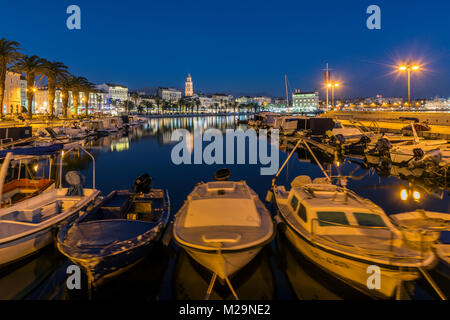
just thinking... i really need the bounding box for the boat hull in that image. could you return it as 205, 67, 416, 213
278, 213, 419, 299
63, 239, 157, 287
0, 228, 54, 268
181, 245, 262, 280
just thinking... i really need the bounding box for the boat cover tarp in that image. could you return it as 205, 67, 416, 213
62, 219, 157, 256
0, 144, 63, 158
185, 198, 261, 228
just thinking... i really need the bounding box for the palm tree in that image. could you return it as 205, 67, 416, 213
14, 55, 44, 119
194, 98, 200, 114
130, 92, 140, 108
155, 96, 161, 114
59, 73, 72, 118
82, 81, 97, 116
41, 60, 69, 117
0, 39, 21, 117
123, 100, 134, 113
70, 76, 88, 117
142, 100, 153, 115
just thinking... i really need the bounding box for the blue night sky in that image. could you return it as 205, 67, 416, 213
1, 0, 449, 99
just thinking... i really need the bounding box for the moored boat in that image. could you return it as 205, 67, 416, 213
173, 171, 275, 282
390, 210, 450, 282
56, 174, 170, 286
0, 152, 100, 268
271, 175, 437, 299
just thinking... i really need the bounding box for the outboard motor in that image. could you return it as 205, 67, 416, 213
133, 174, 152, 193
368, 137, 392, 157
214, 168, 231, 181
65, 171, 85, 196
412, 148, 425, 161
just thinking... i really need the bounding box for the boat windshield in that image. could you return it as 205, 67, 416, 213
316, 211, 349, 227
353, 212, 386, 227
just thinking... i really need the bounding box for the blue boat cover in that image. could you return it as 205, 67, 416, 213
0, 144, 63, 158
61, 219, 158, 257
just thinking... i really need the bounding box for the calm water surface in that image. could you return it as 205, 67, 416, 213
1, 116, 449, 300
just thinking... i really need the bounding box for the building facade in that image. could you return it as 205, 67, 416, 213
212, 94, 233, 107
185, 73, 193, 97
292, 89, 319, 112
253, 96, 272, 106
198, 96, 213, 108
96, 83, 129, 103
235, 96, 252, 105
158, 87, 182, 102
2, 71, 21, 114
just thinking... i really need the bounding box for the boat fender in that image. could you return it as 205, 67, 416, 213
265, 190, 273, 203
275, 215, 286, 232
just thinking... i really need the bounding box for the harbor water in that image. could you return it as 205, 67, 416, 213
0, 115, 449, 300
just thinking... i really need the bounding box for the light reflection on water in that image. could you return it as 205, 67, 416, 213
1, 115, 449, 300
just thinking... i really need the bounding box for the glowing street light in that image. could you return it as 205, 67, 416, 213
398, 64, 420, 109
327, 82, 340, 109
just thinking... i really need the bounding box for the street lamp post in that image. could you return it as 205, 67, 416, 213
398, 64, 420, 110
327, 82, 340, 109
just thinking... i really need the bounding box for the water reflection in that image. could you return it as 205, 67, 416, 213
25, 244, 170, 300
173, 248, 275, 300
3, 116, 449, 300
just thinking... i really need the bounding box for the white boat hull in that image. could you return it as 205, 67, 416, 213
0, 228, 54, 267
281, 217, 419, 299
183, 246, 262, 280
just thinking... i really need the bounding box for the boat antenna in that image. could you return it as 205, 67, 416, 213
285, 74, 289, 107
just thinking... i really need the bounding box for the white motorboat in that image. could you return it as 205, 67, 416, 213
173, 177, 275, 282
388, 140, 450, 166
390, 210, 450, 276
272, 175, 436, 299
0, 151, 100, 268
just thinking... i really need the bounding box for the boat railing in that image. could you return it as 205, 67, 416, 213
310, 218, 428, 261
59, 145, 96, 190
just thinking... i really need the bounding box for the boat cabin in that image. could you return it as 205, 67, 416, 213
184, 181, 261, 228
0, 155, 56, 207
282, 176, 395, 238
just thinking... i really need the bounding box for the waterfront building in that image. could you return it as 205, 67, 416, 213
2, 71, 21, 114
253, 96, 272, 106
292, 89, 319, 112
424, 98, 450, 111
157, 87, 182, 102
235, 96, 252, 105
212, 93, 233, 107
20, 76, 27, 112
185, 73, 193, 97
96, 83, 129, 104
274, 98, 286, 106
198, 96, 213, 109
34, 87, 65, 115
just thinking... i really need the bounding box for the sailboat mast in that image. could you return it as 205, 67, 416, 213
285, 74, 289, 107
326, 62, 329, 111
